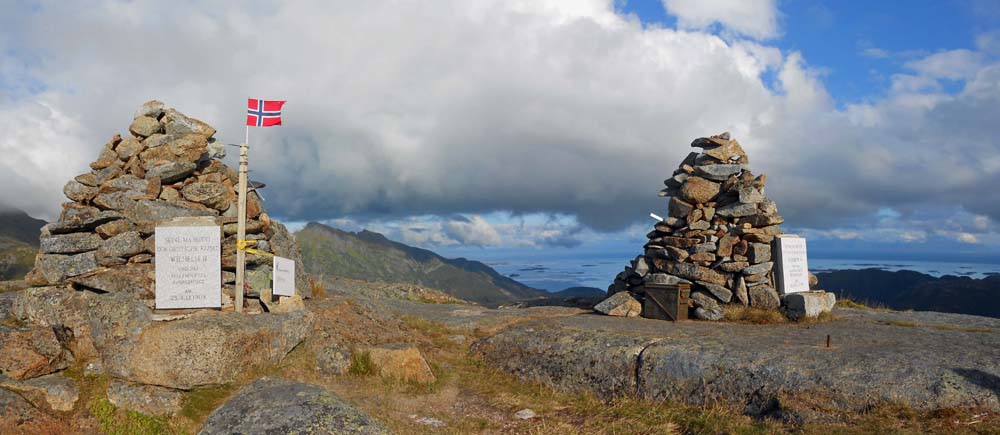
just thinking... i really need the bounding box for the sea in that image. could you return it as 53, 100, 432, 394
483, 255, 1000, 292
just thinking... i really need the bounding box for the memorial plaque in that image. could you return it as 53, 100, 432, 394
774, 235, 810, 294
272, 256, 296, 297
154, 225, 221, 309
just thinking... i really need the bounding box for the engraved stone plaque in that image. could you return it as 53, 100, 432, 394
774, 235, 810, 294
272, 255, 296, 297
154, 225, 221, 309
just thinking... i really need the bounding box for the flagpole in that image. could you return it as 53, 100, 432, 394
235, 124, 249, 313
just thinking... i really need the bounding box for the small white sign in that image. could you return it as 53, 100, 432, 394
154, 225, 221, 309
272, 256, 296, 297
774, 236, 810, 294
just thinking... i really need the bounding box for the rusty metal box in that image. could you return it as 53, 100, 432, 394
642, 283, 690, 321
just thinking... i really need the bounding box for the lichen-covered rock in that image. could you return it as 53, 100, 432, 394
107, 380, 183, 416
0, 373, 79, 411
115, 310, 313, 389
0, 325, 73, 380
748, 285, 780, 309
594, 291, 641, 317
365, 344, 436, 384
198, 377, 391, 435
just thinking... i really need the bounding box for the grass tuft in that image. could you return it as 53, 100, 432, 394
837, 297, 892, 312
179, 384, 235, 422
348, 350, 377, 377
723, 305, 789, 324
308, 276, 328, 298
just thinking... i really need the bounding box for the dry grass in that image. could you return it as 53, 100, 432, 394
308, 276, 327, 298
836, 298, 892, 312
723, 305, 790, 324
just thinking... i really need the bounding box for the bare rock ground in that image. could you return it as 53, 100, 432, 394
474, 307, 1000, 422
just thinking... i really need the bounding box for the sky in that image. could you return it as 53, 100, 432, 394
2, 0, 1000, 271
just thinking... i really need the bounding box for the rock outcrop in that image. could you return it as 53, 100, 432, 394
198, 377, 392, 435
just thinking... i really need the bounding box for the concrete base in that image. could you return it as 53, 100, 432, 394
781, 290, 836, 320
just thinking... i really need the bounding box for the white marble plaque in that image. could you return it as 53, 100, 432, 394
272, 256, 295, 297
774, 236, 810, 294
154, 225, 221, 309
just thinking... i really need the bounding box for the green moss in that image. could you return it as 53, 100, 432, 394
179, 384, 235, 422
348, 350, 378, 377
89, 398, 170, 435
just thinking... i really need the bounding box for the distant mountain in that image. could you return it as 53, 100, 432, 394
818, 268, 1000, 318
0, 210, 45, 280
549, 286, 606, 299
296, 223, 547, 307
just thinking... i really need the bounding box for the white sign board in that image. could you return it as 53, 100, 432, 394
774, 236, 810, 294
154, 226, 221, 309
272, 256, 296, 297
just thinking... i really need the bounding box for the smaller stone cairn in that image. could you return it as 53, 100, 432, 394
601, 132, 789, 321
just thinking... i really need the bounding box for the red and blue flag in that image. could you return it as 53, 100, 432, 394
246, 98, 285, 127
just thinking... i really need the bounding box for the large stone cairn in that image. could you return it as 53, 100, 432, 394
606, 132, 784, 321
23, 100, 309, 309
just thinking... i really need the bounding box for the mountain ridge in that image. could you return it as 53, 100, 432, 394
817, 268, 1000, 318
296, 222, 547, 307
0, 210, 45, 281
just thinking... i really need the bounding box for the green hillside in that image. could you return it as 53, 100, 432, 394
296, 223, 546, 307
0, 210, 45, 280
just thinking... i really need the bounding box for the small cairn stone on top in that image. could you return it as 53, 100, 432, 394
600, 132, 794, 321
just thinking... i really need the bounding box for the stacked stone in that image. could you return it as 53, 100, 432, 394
23, 100, 309, 310
607, 132, 784, 320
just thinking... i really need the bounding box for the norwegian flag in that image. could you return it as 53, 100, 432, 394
246, 98, 285, 127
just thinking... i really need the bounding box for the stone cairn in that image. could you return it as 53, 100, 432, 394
23, 100, 309, 312
600, 132, 786, 321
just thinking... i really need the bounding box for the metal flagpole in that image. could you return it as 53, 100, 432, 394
235, 125, 249, 313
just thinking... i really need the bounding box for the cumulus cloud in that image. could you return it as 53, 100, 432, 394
661, 0, 780, 40
0, 0, 998, 253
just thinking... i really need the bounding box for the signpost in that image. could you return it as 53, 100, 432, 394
154, 225, 222, 309
272, 256, 295, 297
774, 235, 810, 294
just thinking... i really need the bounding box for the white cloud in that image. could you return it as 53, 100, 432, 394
661, 0, 779, 40
443, 216, 503, 247
956, 232, 979, 244
904, 49, 983, 80
861, 47, 890, 59
0, 1, 998, 252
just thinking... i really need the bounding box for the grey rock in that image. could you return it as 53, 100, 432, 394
650, 259, 727, 285
748, 243, 771, 264
719, 261, 748, 273
689, 291, 724, 320
748, 285, 780, 309
594, 292, 642, 317
181, 182, 231, 211
514, 408, 537, 420
632, 256, 649, 277
98, 231, 145, 258
108, 380, 183, 416
63, 180, 98, 202
668, 197, 694, 219
716, 202, 758, 218
689, 242, 716, 253
146, 161, 196, 183
198, 377, 391, 435
759, 198, 778, 215
40, 233, 103, 254
696, 281, 733, 303
129, 116, 162, 138
642, 273, 691, 286
163, 109, 216, 138
116, 137, 144, 160
0, 373, 78, 411
317, 343, 353, 376
742, 213, 785, 227
694, 164, 747, 181
143, 133, 175, 149
734, 275, 749, 305
68, 264, 153, 297
135, 100, 164, 119
93, 191, 139, 211
742, 262, 773, 275
124, 199, 216, 222
664, 246, 689, 262
0, 325, 73, 381
102, 174, 148, 194
782, 291, 836, 321
31, 252, 99, 284
206, 140, 226, 159
689, 220, 710, 230
737, 187, 764, 204
46, 211, 123, 234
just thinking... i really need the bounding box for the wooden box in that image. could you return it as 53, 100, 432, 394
642, 283, 690, 321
